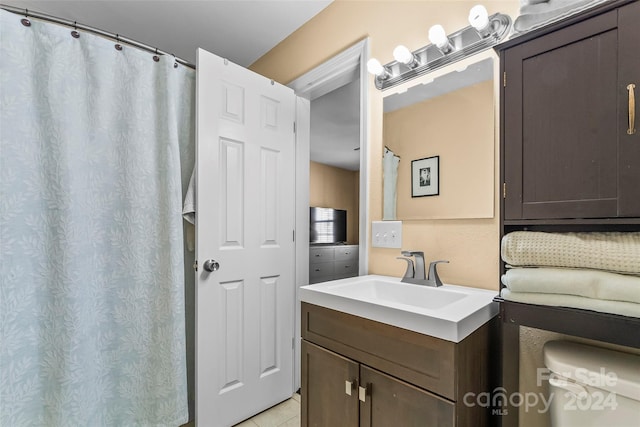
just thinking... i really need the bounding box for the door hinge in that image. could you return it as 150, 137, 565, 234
503, 72, 507, 87
293, 121, 296, 134
193, 260, 198, 271
293, 230, 295, 242
292, 337, 295, 349
503, 182, 507, 199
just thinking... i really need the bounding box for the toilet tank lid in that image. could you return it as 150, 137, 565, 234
543, 340, 640, 401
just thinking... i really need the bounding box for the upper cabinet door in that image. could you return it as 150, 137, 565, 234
503, 3, 639, 220
618, 1, 640, 216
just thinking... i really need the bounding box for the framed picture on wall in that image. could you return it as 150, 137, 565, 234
411, 155, 439, 197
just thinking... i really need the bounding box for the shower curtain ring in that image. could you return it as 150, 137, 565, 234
21, 8, 31, 26
153, 48, 160, 62
115, 34, 123, 51
71, 21, 80, 38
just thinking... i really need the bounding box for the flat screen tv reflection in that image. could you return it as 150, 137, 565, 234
309, 207, 347, 245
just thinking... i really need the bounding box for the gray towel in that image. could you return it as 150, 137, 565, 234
514, 0, 611, 33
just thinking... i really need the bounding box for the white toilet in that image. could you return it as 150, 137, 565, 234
543, 340, 640, 427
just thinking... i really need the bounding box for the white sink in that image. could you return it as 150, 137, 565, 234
300, 275, 499, 342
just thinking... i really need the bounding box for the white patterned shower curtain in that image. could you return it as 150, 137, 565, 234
383, 148, 400, 220
0, 9, 194, 426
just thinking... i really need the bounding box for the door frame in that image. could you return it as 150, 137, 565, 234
288, 38, 370, 390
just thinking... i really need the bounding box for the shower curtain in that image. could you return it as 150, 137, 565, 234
383, 148, 400, 220
0, 9, 194, 426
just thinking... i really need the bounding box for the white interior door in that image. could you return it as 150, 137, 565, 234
195, 48, 296, 427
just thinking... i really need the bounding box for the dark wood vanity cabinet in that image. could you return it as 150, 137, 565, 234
301, 303, 495, 427
502, 0, 640, 220
302, 341, 453, 427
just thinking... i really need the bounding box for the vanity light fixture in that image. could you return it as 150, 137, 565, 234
368, 5, 511, 90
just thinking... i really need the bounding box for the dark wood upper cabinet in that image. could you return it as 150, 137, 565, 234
618, 1, 640, 216
502, 1, 640, 220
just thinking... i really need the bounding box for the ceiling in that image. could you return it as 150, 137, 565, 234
384, 58, 494, 113
311, 77, 361, 171
2, 0, 333, 67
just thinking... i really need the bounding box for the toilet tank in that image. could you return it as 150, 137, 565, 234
543, 340, 640, 427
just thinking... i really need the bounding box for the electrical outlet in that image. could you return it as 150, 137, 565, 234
371, 221, 402, 248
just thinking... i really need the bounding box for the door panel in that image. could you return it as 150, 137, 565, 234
220, 138, 244, 247
196, 48, 296, 427
359, 365, 454, 427
520, 29, 618, 218
218, 279, 244, 393
503, 11, 620, 220
618, 1, 640, 216
301, 341, 359, 427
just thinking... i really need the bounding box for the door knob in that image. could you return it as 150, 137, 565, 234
203, 259, 220, 272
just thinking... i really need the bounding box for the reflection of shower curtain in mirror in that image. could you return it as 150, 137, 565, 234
383, 148, 400, 220
0, 9, 193, 426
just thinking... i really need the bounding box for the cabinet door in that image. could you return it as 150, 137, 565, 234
504, 10, 621, 219
301, 340, 359, 427
359, 365, 454, 427
618, 1, 640, 216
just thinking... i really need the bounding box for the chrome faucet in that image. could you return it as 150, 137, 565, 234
426, 260, 449, 287
396, 250, 449, 287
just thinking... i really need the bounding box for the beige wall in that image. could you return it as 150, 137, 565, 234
310, 161, 359, 244
251, 0, 520, 288
386, 79, 494, 220
249, 3, 619, 427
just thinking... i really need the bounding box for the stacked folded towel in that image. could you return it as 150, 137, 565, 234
513, 0, 610, 34
500, 231, 640, 318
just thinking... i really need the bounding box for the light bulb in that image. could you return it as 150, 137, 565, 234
366, 58, 387, 78
469, 5, 490, 31
428, 25, 449, 50
393, 45, 415, 66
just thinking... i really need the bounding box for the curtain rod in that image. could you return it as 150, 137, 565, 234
0, 4, 196, 69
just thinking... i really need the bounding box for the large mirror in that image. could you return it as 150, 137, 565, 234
383, 55, 496, 220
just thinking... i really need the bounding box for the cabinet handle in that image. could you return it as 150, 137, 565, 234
358, 384, 370, 402
345, 379, 357, 396
628, 83, 636, 135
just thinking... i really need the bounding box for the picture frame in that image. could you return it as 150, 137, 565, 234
411, 155, 439, 197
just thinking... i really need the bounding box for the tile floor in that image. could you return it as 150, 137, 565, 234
181, 393, 300, 427
233, 393, 300, 427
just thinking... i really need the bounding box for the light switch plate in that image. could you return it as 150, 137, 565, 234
371, 221, 402, 248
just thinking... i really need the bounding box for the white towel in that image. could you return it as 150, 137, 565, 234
501, 289, 640, 318
501, 231, 640, 275
502, 268, 640, 305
